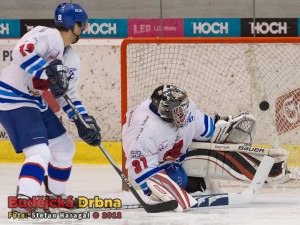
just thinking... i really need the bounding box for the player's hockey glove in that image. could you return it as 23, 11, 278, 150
74, 115, 101, 146
46, 60, 69, 98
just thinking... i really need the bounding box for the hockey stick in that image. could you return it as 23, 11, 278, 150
189, 142, 287, 156
63, 94, 178, 213
78, 155, 274, 211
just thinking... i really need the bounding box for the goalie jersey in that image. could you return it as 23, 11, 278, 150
0, 26, 87, 118
122, 98, 214, 194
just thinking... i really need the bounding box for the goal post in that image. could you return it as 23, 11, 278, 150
121, 37, 300, 190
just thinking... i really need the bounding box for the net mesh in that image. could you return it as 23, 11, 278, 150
123, 39, 300, 180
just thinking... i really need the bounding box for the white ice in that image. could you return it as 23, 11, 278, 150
1, 163, 300, 225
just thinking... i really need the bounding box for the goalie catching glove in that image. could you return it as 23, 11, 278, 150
74, 115, 101, 146
210, 112, 256, 145
46, 60, 69, 98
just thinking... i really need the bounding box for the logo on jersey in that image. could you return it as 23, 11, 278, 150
66, 67, 77, 79
158, 140, 168, 151
49, 50, 60, 60
183, 112, 194, 127
163, 140, 183, 161
130, 150, 142, 158
136, 116, 149, 141
28, 90, 41, 96
126, 107, 137, 128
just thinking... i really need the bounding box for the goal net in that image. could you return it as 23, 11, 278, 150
121, 37, 300, 189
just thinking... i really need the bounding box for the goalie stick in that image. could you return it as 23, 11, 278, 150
77, 155, 274, 211
63, 94, 178, 213
192, 155, 274, 207
189, 142, 287, 156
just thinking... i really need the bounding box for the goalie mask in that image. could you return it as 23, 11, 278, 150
151, 85, 189, 128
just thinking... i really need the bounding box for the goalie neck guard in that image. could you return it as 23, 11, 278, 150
151, 85, 189, 128
55, 3, 88, 31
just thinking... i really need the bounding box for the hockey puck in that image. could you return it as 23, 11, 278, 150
259, 101, 269, 111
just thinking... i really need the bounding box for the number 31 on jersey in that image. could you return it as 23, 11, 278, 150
132, 157, 148, 174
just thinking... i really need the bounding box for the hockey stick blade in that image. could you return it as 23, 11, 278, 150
192, 155, 275, 208
141, 199, 178, 213
63, 94, 178, 213
71, 201, 174, 213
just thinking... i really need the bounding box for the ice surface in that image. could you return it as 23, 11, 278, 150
1, 164, 300, 225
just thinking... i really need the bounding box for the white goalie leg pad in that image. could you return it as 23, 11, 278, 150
183, 147, 291, 184
249, 152, 291, 184
183, 150, 251, 181
146, 170, 197, 212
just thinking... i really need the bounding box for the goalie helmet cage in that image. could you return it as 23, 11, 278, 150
121, 37, 300, 190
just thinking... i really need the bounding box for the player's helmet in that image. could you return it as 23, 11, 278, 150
151, 85, 189, 128
55, 3, 88, 30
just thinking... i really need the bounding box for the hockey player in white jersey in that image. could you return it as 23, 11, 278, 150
122, 85, 289, 211
0, 3, 100, 214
